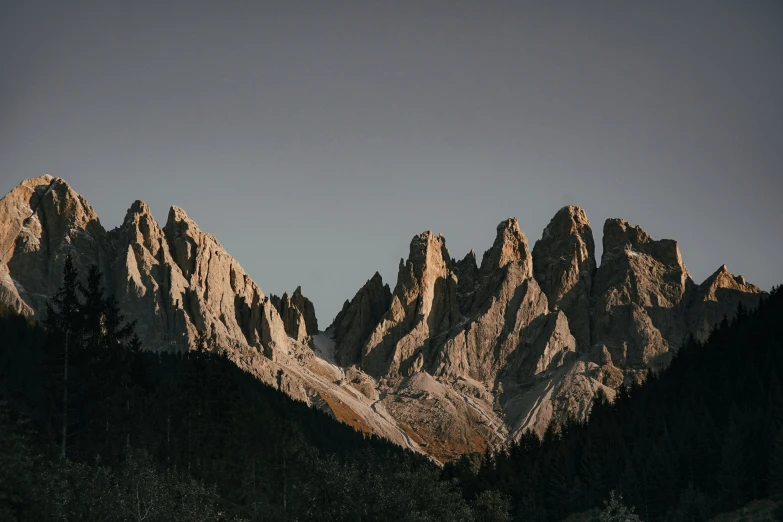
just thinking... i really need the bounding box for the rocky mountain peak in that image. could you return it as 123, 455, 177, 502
602, 218, 687, 274
686, 264, 764, 342
276, 291, 309, 343
479, 217, 531, 279
602, 218, 651, 254
124, 200, 153, 221
361, 230, 459, 377
0, 175, 106, 314
163, 206, 202, 279
166, 205, 190, 224
331, 271, 393, 367
454, 249, 480, 314
404, 231, 452, 284
0, 175, 770, 463
593, 219, 695, 370
120, 201, 162, 252
270, 286, 318, 343
532, 206, 596, 350
703, 264, 759, 294
291, 285, 318, 334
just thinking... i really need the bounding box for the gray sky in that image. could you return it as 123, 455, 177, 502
1, 1, 782, 325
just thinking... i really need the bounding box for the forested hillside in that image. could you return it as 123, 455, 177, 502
446, 286, 783, 521
1, 256, 780, 521
0, 258, 507, 521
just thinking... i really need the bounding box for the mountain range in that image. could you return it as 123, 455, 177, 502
0, 175, 764, 462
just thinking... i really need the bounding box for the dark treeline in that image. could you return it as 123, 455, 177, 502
0, 257, 509, 521
446, 286, 783, 521
2, 257, 780, 521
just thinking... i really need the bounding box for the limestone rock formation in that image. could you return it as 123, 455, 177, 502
0, 176, 434, 458
292, 286, 318, 334
432, 218, 545, 384
330, 272, 392, 367
687, 264, 763, 342
0, 175, 108, 315
591, 218, 694, 370
0, 176, 768, 464
271, 292, 309, 343
453, 250, 479, 314
361, 232, 460, 379
532, 205, 596, 351
109, 200, 193, 351
270, 287, 318, 343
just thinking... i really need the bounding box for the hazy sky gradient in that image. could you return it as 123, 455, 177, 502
2, 1, 782, 324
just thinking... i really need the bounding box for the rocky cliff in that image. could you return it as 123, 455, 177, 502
0, 175, 765, 462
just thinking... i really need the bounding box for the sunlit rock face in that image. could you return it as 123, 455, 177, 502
360, 231, 461, 379
532, 205, 596, 352
0, 176, 766, 463
591, 218, 695, 371
686, 264, 763, 342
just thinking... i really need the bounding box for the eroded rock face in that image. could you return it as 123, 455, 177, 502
453, 250, 479, 315
1, 176, 108, 314
592, 218, 694, 370
163, 206, 286, 354
361, 232, 461, 378
0, 176, 768, 463
292, 287, 318, 335
687, 265, 763, 342
0, 176, 441, 458
433, 272, 548, 384
275, 292, 310, 343
330, 272, 392, 367
532, 205, 596, 351
109, 200, 193, 351
270, 287, 319, 343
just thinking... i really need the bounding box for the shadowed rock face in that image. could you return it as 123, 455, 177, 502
330, 272, 392, 367
270, 287, 318, 344
0, 176, 767, 463
453, 250, 479, 314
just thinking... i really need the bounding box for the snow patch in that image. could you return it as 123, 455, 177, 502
311, 333, 337, 365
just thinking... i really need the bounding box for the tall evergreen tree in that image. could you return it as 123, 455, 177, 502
44, 255, 82, 460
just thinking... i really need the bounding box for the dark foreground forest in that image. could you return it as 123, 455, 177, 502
448, 286, 783, 521
0, 258, 781, 521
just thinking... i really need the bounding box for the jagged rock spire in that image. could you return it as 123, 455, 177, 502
330, 272, 392, 367
361, 231, 460, 378
478, 218, 531, 280
454, 249, 479, 314
0, 175, 106, 314
532, 205, 595, 351
270, 287, 318, 343
592, 218, 693, 369
292, 286, 318, 334
686, 264, 763, 341
0, 176, 769, 463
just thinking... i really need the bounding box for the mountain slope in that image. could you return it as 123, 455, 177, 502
0, 175, 765, 461
449, 286, 783, 521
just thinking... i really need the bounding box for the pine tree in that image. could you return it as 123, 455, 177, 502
599, 490, 641, 522
44, 255, 83, 460
716, 416, 746, 508
768, 428, 783, 502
